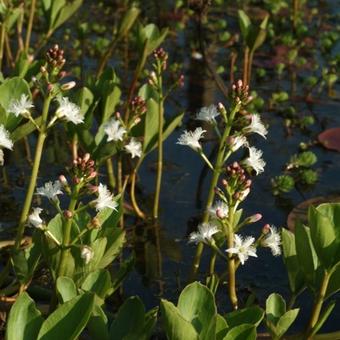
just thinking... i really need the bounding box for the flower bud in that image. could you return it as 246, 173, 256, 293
63, 210, 73, 219
61, 81, 76, 91
248, 213, 262, 223
59, 175, 68, 186
83, 153, 90, 163
262, 223, 271, 234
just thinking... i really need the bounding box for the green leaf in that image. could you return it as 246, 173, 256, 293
249, 15, 269, 52
56, 276, 77, 303
11, 115, 42, 141
282, 229, 305, 294
49, 0, 83, 32
275, 309, 299, 339
87, 304, 109, 340
143, 98, 159, 153
224, 324, 256, 340
143, 307, 158, 339
266, 293, 286, 326
0, 77, 31, 130
37, 292, 94, 340
109, 296, 145, 339
238, 10, 251, 41
295, 223, 319, 286
225, 306, 264, 328
160, 299, 199, 340
4, 6, 23, 30
216, 314, 229, 340
81, 269, 112, 300
325, 263, 340, 299
98, 229, 126, 268
116, 6, 140, 39
177, 282, 216, 336
309, 206, 338, 269
6, 292, 43, 340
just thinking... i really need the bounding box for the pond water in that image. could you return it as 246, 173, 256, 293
0, 0, 339, 336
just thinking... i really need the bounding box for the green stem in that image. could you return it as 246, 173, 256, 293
189, 108, 237, 280
56, 189, 79, 278
153, 79, 164, 220
106, 158, 116, 190
14, 95, 52, 250
209, 251, 216, 275
0, 24, 5, 70
306, 271, 331, 338
227, 209, 238, 310
24, 0, 36, 52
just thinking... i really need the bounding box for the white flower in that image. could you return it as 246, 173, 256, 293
36, 180, 63, 200
124, 138, 142, 158
28, 208, 44, 229
56, 97, 83, 124
95, 183, 118, 211
104, 119, 127, 142
8, 94, 34, 117
189, 222, 219, 244
177, 127, 206, 151
0, 124, 13, 150
243, 146, 266, 175
245, 114, 267, 139
196, 105, 220, 123
229, 135, 248, 152
262, 226, 281, 256
226, 234, 257, 265
0, 149, 3, 166
81, 246, 94, 264
192, 51, 203, 60
209, 201, 229, 219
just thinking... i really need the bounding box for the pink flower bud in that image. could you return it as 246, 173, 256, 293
63, 210, 73, 219
216, 208, 226, 219
115, 111, 121, 119
249, 213, 262, 223
59, 175, 68, 186
262, 224, 271, 234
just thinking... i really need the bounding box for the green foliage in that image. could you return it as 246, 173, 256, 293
161, 282, 264, 340
265, 293, 299, 339
271, 175, 295, 195
42, 0, 83, 33
238, 10, 269, 53
6, 293, 44, 340
109, 297, 158, 340
289, 151, 317, 168
6, 292, 95, 340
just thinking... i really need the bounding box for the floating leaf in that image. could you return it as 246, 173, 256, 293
318, 128, 340, 152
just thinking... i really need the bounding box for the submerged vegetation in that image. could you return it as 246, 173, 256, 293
0, 0, 339, 339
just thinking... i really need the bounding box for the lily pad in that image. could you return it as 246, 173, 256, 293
287, 195, 340, 231
318, 128, 340, 152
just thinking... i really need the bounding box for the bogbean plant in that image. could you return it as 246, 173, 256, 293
177, 80, 279, 304
1, 3, 340, 340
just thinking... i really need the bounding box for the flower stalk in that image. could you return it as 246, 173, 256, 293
306, 270, 331, 338
14, 94, 52, 250
189, 105, 238, 279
